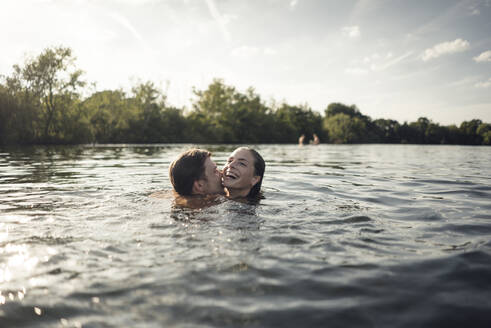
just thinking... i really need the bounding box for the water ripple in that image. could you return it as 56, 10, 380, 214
1, 144, 490, 327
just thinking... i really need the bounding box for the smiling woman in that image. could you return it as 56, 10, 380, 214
222, 147, 265, 200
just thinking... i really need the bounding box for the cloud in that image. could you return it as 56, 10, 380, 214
475, 78, 491, 88
345, 67, 368, 75
204, 0, 231, 42
371, 51, 414, 71
363, 52, 392, 64
446, 76, 477, 87
110, 0, 159, 4
231, 46, 259, 58
230, 46, 277, 57
264, 47, 277, 55
473, 50, 491, 62
468, 3, 480, 15
422, 38, 470, 61
467, 0, 491, 16
470, 8, 480, 15
289, 0, 298, 10
355, 52, 412, 73
342, 25, 360, 38
109, 12, 143, 42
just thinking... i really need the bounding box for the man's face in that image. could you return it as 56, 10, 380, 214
200, 156, 224, 194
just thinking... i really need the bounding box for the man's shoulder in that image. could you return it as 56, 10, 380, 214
149, 190, 175, 199
174, 193, 226, 209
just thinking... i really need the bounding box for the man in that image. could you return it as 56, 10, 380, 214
169, 148, 224, 196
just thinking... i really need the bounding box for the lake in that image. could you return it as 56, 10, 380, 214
1, 144, 490, 327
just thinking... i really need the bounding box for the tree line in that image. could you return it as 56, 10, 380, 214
1, 46, 489, 145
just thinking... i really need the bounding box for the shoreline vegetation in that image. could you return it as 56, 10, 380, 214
1, 46, 490, 146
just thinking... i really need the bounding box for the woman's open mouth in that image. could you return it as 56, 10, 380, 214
224, 170, 238, 180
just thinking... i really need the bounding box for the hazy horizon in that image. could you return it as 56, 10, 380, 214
1, 0, 490, 125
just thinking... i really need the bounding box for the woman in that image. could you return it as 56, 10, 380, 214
222, 147, 265, 200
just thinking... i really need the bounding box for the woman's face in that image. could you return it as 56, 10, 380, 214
222, 148, 259, 192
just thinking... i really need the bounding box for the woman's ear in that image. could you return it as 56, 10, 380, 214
251, 175, 260, 187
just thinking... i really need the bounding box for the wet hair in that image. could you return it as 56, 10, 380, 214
169, 149, 210, 196
238, 147, 265, 199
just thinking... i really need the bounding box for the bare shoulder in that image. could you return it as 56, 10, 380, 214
174, 194, 226, 209
149, 190, 175, 199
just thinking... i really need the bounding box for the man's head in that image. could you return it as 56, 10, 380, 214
169, 149, 224, 196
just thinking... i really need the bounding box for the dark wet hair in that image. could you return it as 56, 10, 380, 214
169, 149, 210, 196
239, 147, 265, 199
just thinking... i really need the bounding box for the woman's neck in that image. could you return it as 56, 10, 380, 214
225, 187, 250, 199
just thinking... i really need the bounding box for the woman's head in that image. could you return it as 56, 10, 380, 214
222, 147, 265, 199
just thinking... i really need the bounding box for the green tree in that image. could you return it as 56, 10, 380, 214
374, 119, 401, 143
324, 113, 368, 143
82, 90, 131, 142
409, 117, 430, 143
128, 81, 173, 142
460, 119, 483, 145
425, 122, 446, 144
5, 46, 86, 142
477, 123, 491, 145
192, 79, 236, 142
159, 107, 188, 142
191, 79, 275, 143
274, 103, 323, 143
443, 124, 462, 144
325, 103, 364, 119
323, 103, 378, 143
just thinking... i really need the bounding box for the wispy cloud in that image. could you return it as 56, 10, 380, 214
473, 50, 491, 62
231, 46, 259, 58
411, 2, 473, 42
467, 0, 491, 16
204, 0, 231, 42
264, 47, 277, 56
230, 46, 277, 57
371, 51, 414, 71
363, 53, 383, 64
468, 3, 481, 15
345, 67, 368, 75
446, 76, 477, 87
349, 0, 383, 21
342, 25, 360, 38
111, 0, 159, 5
421, 38, 470, 61
352, 52, 413, 73
475, 77, 491, 88
289, 0, 298, 10
109, 12, 143, 42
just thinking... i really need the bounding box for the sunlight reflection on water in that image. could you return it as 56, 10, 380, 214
0, 144, 490, 327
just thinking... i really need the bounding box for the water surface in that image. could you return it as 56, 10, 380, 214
1, 144, 491, 327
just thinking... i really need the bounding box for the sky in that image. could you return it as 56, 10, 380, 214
1, 0, 490, 125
